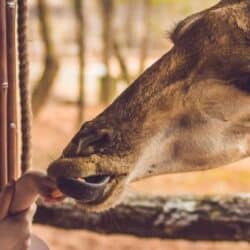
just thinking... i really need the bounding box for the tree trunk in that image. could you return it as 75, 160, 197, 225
73, 0, 85, 124
35, 194, 250, 241
113, 39, 130, 84
138, 0, 152, 74
99, 0, 115, 104
32, 0, 59, 117
125, 0, 135, 48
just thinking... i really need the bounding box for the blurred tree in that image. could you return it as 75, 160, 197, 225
113, 39, 130, 84
125, 0, 135, 48
32, 0, 59, 117
99, 0, 115, 105
138, 0, 152, 74
73, 0, 85, 124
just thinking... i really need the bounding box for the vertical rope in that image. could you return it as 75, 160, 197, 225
17, 0, 32, 173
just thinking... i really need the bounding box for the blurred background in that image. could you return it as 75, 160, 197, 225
29, 0, 250, 249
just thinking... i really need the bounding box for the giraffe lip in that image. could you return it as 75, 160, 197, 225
47, 158, 126, 205
56, 175, 113, 202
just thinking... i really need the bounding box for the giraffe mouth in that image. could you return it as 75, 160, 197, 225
56, 175, 114, 203
47, 158, 125, 205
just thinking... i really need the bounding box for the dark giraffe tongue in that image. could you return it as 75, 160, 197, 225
56, 175, 111, 202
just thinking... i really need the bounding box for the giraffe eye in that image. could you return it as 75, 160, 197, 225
66, 129, 113, 157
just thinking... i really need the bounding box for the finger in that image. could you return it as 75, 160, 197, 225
2, 213, 32, 249
25, 203, 37, 225
12, 203, 37, 225
26, 171, 57, 196
15, 237, 31, 250
33, 174, 58, 198
12, 235, 31, 250
23, 172, 64, 202
9, 171, 56, 214
0, 183, 14, 220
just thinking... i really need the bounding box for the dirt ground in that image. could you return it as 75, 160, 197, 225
33, 225, 250, 250
31, 103, 250, 250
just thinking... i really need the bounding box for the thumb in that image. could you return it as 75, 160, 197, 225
0, 183, 14, 220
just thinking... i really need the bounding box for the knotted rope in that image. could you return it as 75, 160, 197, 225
17, 0, 31, 173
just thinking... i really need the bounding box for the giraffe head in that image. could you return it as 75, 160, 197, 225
48, 0, 250, 211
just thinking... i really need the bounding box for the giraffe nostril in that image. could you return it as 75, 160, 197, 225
62, 143, 78, 157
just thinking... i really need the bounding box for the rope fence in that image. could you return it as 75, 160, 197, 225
0, 0, 30, 189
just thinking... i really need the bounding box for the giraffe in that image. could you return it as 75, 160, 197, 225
48, 0, 250, 211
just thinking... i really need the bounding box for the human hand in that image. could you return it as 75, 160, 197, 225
0, 171, 60, 250
0, 182, 36, 250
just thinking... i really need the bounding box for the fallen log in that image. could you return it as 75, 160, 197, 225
35, 194, 250, 241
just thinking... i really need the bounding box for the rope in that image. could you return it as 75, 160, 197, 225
17, 0, 32, 173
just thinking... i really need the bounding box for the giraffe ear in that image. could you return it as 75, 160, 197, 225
170, 13, 204, 44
